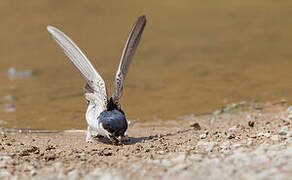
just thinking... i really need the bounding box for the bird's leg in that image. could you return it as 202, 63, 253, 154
86, 126, 94, 143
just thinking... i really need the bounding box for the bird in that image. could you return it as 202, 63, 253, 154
47, 15, 146, 144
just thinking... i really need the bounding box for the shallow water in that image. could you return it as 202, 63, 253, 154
0, 0, 292, 129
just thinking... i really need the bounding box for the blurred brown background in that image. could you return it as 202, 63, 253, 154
0, 0, 292, 129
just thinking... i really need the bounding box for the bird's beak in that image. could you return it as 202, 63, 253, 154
108, 134, 120, 145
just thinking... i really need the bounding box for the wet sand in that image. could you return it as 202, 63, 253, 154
0, 101, 291, 179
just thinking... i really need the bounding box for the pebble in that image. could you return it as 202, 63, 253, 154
286, 106, 292, 114
200, 133, 207, 139
232, 144, 242, 149
127, 120, 136, 127
198, 141, 217, 152
228, 126, 237, 132
157, 150, 165, 155
278, 126, 289, 136
257, 132, 264, 137
213, 110, 222, 116
190, 122, 201, 130
248, 121, 255, 127
264, 133, 271, 138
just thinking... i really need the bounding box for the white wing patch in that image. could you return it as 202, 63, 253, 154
112, 15, 147, 108
47, 26, 108, 110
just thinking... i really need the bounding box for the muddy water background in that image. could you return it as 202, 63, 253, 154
0, 0, 292, 129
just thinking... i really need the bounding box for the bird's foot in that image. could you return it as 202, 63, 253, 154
86, 136, 94, 143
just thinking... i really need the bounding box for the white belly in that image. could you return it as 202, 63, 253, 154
85, 102, 108, 136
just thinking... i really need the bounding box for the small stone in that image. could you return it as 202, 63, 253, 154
198, 141, 217, 152
228, 126, 237, 132
127, 120, 136, 127
232, 143, 242, 149
157, 150, 165, 155
264, 133, 271, 138
286, 106, 292, 114
278, 126, 289, 136
248, 121, 255, 127
197, 141, 207, 146
227, 134, 236, 139
99, 148, 112, 156
30, 169, 37, 176
249, 134, 257, 138
213, 110, 222, 116
190, 122, 201, 130
200, 133, 207, 139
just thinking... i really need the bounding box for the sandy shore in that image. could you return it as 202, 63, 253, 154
0, 102, 292, 180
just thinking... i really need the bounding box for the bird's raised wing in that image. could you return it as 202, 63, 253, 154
111, 15, 146, 108
47, 26, 108, 111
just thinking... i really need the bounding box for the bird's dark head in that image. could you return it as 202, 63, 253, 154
99, 109, 127, 144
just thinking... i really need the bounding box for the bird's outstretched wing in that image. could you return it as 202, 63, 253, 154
47, 26, 108, 112
111, 15, 146, 108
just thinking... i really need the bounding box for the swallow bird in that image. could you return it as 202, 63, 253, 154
47, 15, 146, 143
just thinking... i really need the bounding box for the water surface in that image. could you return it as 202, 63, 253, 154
0, 0, 292, 129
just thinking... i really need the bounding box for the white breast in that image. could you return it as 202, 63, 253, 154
85, 102, 108, 136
